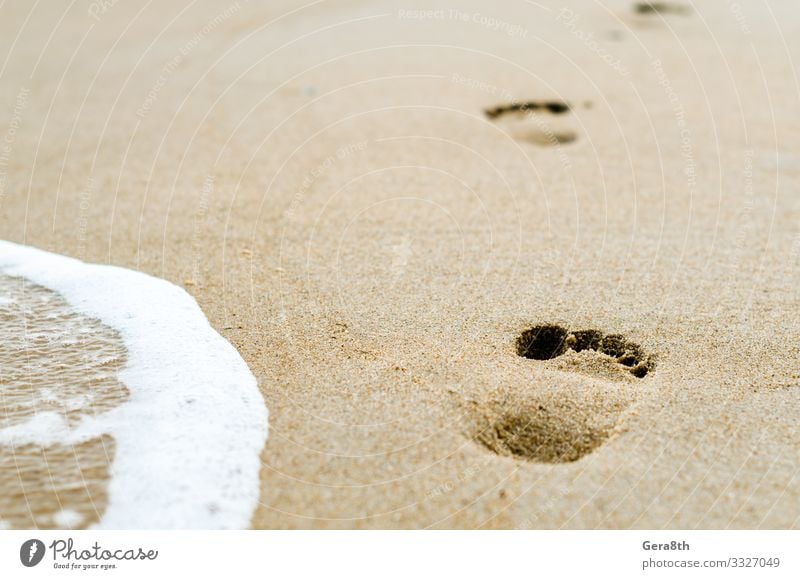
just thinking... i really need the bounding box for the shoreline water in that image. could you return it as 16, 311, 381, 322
0, 241, 268, 529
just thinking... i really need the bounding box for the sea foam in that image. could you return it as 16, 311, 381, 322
0, 240, 268, 529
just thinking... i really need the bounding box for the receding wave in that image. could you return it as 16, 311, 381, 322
0, 241, 268, 529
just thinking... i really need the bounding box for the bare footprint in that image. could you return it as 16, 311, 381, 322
520, 129, 578, 146
633, 2, 691, 16
484, 101, 571, 119
471, 384, 632, 463
467, 324, 654, 464
516, 324, 655, 379
484, 100, 581, 147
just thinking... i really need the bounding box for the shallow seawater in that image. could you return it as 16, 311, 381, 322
0, 240, 267, 529
0, 274, 129, 529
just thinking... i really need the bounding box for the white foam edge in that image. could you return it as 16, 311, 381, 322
0, 240, 268, 529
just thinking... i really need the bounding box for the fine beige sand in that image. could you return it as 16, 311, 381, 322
1, 0, 799, 528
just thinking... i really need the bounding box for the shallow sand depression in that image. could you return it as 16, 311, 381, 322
0, 0, 799, 528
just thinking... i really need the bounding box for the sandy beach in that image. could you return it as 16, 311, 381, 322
1, 0, 799, 529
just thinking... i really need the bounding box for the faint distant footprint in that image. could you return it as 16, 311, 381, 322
469, 324, 655, 464
485, 101, 571, 119
633, 2, 691, 16
484, 100, 581, 147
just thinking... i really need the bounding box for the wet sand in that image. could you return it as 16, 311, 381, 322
1, 0, 799, 528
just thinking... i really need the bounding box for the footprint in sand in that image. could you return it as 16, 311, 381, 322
630, 1, 692, 30
516, 324, 654, 379
633, 2, 691, 17
484, 100, 581, 147
470, 324, 654, 464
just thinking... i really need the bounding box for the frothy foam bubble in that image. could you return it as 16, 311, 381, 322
53, 508, 85, 529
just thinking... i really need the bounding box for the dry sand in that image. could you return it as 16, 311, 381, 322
0, 0, 798, 528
